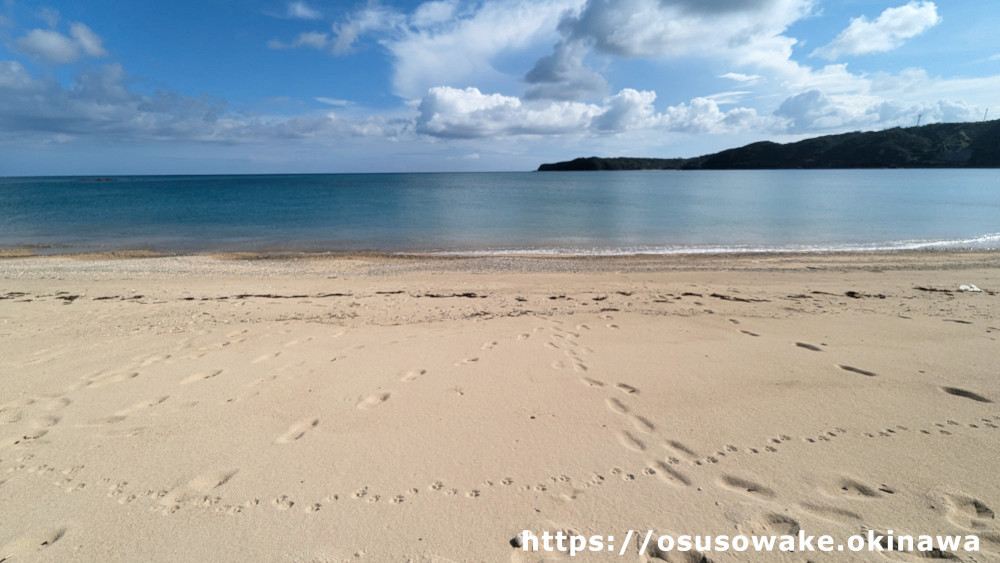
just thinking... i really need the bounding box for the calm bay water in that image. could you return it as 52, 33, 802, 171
1, 170, 998, 254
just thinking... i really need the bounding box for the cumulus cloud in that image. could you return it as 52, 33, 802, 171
774, 87, 979, 133
416, 85, 781, 139
287, 1, 322, 20
811, 1, 941, 60
15, 23, 107, 65
524, 0, 813, 100
524, 39, 608, 100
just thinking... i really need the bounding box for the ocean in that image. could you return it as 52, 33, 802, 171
1, 170, 998, 255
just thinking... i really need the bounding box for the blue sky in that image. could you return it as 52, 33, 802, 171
1, 0, 997, 175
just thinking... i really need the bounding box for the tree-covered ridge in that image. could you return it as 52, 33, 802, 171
537, 120, 1000, 171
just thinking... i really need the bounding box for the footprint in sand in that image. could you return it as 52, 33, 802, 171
605, 398, 629, 414
798, 502, 862, 523
665, 440, 698, 458
942, 494, 995, 530
481, 341, 497, 350
580, 377, 605, 388
115, 396, 170, 416
825, 477, 882, 499
180, 369, 223, 385
276, 418, 319, 443
251, 352, 281, 364
740, 330, 761, 337
616, 383, 638, 395
0, 526, 67, 558
455, 357, 479, 366
161, 469, 239, 506
630, 415, 655, 433
39, 397, 71, 412
652, 461, 691, 487
87, 371, 139, 388
838, 365, 877, 377
738, 512, 801, 536
357, 392, 391, 409
400, 369, 426, 382
719, 475, 776, 499
941, 387, 993, 403
795, 342, 823, 352
139, 354, 171, 367
617, 430, 646, 452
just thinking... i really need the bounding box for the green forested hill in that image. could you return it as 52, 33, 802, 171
537, 120, 1000, 171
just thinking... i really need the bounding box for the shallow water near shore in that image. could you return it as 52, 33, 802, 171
1, 169, 998, 254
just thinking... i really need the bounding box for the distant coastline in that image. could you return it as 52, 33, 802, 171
538, 119, 1000, 171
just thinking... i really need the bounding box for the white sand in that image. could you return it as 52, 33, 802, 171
1, 252, 998, 561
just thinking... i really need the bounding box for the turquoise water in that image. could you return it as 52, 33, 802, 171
1, 170, 998, 254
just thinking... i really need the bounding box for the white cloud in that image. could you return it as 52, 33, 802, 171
287, 2, 322, 20
524, 0, 813, 100
37, 7, 60, 28
720, 72, 762, 84
70, 23, 108, 57
411, 1, 459, 28
811, 1, 941, 60
332, 4, 406, 55
16, 29, 80, 64
385, 0, 580, 99
0, 61, 39, 91
14, 23, 108, 65
0, 61, 410, 144
267, 31, 330, 50
524, 39, 608, 100
415, 86, 782, 139
315, 97, 352, 107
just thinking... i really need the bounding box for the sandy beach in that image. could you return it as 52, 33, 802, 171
1, 251, 998, 561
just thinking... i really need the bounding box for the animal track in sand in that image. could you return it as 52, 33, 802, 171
719, 475, 776, 499
271, 495, 294, 510
481, 341, 497, 350
276, 418, 319, 443
580, 377, 605, 388
400, 369, 426, 382
179, 369, 223, 385
357, 393, 391, 409
795, 342, 823, 352
838, 365, 878, 376
455, 357, 479, 366
740, 330, 760, 337
941, 387, 992, 403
